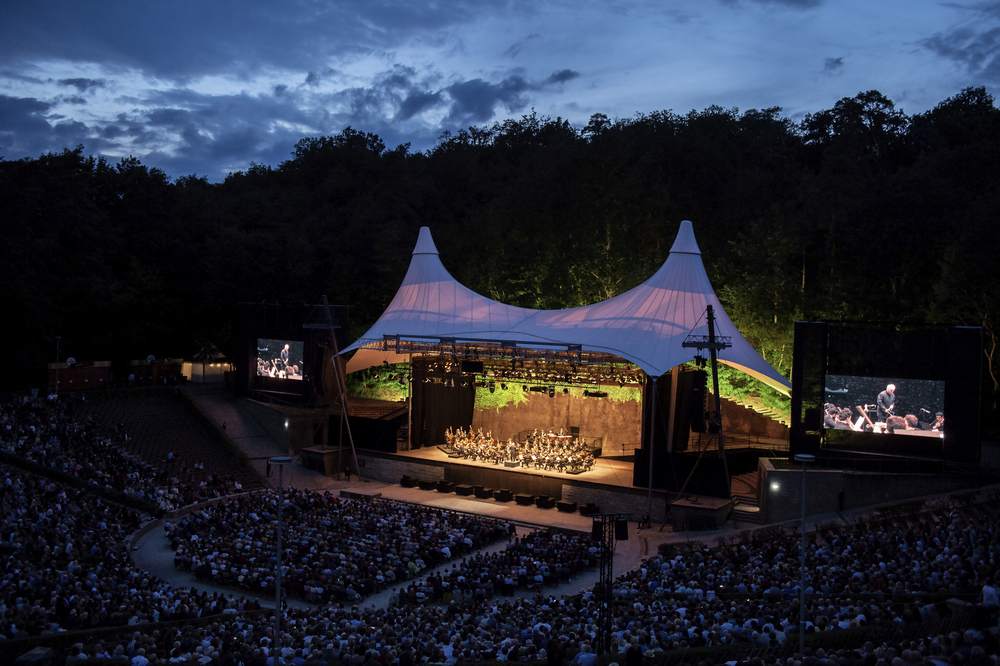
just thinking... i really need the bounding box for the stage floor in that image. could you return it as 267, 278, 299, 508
396, 446, 639, 488
396, 427, 788, 490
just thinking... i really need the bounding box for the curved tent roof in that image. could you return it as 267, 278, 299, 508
345, 221, 790, 394
345, 226, 540, 343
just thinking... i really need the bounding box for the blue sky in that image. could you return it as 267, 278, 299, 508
1, 0, 997, 181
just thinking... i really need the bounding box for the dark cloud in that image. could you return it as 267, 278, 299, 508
376, 64, 419, 90
0, 1, 483, 82
58, 77, 105, 92
1, 70, 44, 84
397, 91, 443, 120
922, 22, 1000, 84
545, 69, 580, 84
445, 75, 532, 124
306, 70, 333, 86
0, 95, 98, 160
274, 84, 288, 96
63, 96, 88, 105
503, 34, 541, 59
822, 57, 844, 73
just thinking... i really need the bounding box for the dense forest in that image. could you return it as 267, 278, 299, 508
2, 88, 998, 428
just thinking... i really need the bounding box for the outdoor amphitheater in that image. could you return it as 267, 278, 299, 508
5, 384, 1000, 666
8, 223, 1000, 665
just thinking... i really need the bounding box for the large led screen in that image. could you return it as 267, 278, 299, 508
257, 339, 304, 380
823, 375, 945, 438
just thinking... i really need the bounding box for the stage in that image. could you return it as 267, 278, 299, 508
398, 445, 638, 488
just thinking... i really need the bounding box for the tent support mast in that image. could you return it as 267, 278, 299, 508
707, 305, 732, 499
322, 295, 363, 482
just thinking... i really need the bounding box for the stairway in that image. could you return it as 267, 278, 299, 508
727, 395, 791, 428
730, 471, 762, 524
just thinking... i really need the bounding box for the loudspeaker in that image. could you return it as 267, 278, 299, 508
791, 321, 828, 456
591, 520, 603, 542
615, 518, 629, 541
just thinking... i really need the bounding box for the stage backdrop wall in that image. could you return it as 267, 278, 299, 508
411, 382, 475, 449
471, 391, 641, 454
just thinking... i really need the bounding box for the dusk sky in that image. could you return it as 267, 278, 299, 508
1, 0, 997, 182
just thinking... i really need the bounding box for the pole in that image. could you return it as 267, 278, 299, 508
647, 377, 656, 518
270, 456, 292, 665
667, 366, 678, 453
706, 305, 731, 498
794, 453, 815, 658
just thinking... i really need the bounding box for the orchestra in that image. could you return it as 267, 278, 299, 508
442, 426, 596, 473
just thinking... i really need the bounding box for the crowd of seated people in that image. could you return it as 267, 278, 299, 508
0, 463, 262, 640
6, 393, 1000, 666
0, 394, 244, 511
11, 479, 1000, 664
167, 489, 512, 604
444, 426, 595, 472
393, 529, 599, 605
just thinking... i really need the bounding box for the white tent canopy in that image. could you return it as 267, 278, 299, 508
345, 221, 790, 394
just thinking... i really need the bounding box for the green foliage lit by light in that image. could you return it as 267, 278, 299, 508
604, 385, 642, 404
474, 383, 531, 412
473, 382, 642, 412
692, 362, 791, 419
346, 363, 410, 401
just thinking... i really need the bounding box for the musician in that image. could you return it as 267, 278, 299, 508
931, 412, 945, 431
834, 408, 854, 430
876, 384, 896, 422
824, 405, 839, 429
885, 415, 908, 434
280, 344, 290, 372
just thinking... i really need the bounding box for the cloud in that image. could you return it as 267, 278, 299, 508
545, 69, 580, 85
397, 91, 443, 120
0, 1, 483, 82
58, 78, 105, 92
503, 34, 541, 59
0, 95, 97, 159
822, 57, 844, 74
922, 23, 1000, 83
445, 75, 532, 124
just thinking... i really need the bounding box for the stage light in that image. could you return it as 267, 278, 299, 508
522, 385, 528, 392
501, 383, 508, 390
489, 382, 496, 394
548, 386, 555, 398
563, 387, 569, 394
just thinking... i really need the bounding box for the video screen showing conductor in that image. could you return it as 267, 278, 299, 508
823, 375, 945, 437
257, 339, 304, 380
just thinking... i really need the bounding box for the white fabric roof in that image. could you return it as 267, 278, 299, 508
345, 221, 791, 393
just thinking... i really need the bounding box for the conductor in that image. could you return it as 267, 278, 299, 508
876, 384, 896, 422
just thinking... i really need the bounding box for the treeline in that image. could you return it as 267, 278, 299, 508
2, 88, 998, 428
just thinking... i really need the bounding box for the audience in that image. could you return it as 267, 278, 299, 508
0, 395, 243, 511
168, 489, 512, 603
3, 392, 1000, 666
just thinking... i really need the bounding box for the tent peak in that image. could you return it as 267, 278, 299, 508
669, 220, 701, 255
413, 227, 439, 255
